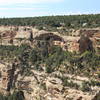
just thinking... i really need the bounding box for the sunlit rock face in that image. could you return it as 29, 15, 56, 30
0, 61, 19, 95
0, 26, 100, 53
0, 62, 8, 91
92, 32, 100, 53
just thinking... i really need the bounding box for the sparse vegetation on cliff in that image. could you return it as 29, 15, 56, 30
0, 43, 99, 78
0, 14, 100, 100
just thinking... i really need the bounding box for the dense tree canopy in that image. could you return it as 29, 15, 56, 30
0, 14, 100, 29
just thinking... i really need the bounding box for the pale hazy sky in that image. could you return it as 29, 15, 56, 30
0, 0, 99, 17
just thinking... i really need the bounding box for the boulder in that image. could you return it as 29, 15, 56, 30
45, 77, 63, 92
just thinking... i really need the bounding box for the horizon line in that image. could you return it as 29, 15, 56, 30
0, 13, 100, 19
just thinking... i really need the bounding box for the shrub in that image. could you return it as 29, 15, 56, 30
81, 82, 91, 92
0, 91, 25, 100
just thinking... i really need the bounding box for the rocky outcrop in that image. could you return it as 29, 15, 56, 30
7, 62, 17, 91
0, 61, 100, 100
0, 26, 100, 53
92, 32, 100, 53
78, 34, 94, 53
0, 60, 19, 95
44, 77, 63, 91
